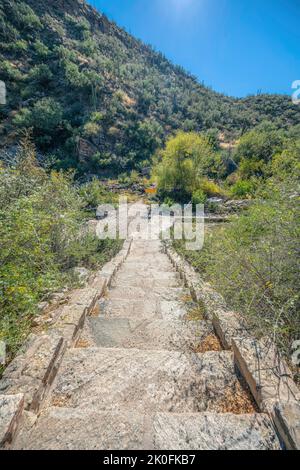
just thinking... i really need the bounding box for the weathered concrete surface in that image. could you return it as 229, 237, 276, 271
0, 333, 64, 411
86, 317, 213, 351
116, 266, 179, 279
13, 408, 280, 450
14, 408, 148, 450
111, 275, 183, 289
153, 412, 281, 450
108, 285, 190, 301
49, 348, 239, 413
232, 337, 299, 409
271, 402, 300, 450
99, 298, 190, 321
0, 394, 24, 448
213, 310, 249, 350
10, 237, 284, 450
99, 298, 160, 319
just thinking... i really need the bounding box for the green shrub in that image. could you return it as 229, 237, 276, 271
271, 140, 300, 181
173, 178, 300, 368
90, 111, 105, 123
63, 60, 89, 88
230, 180, 255, 198
238, 157, 267, 179
5, 39, 28, 53
79, 38, 97, 56
83, 121, 101, 138
55, 45, 77, 62
65, 14, 90, 40
0, 60, 23, 81
192, 189, 207, 206
30, 98, 63, 132
153, 131, 215, 201
12, 108, 31, 127
33, 40, 50, 59
78, 179, 118, 210
89, 152, 114, 170
129, 170, 140, 184
199, 178, 224, 197
235, 122, 284, 164
0, 138, 121, 367
28, 64, 53, 86
163, 197, 175, 207
11, 2, 42, 32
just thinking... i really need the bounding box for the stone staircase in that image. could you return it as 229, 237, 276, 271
12, 239, 281, 450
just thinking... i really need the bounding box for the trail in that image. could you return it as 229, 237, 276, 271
13, 229, 280, 449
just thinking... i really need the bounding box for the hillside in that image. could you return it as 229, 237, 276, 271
0, 0, 299, 175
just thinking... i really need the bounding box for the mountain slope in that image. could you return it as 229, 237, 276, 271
0, 0, 299, 175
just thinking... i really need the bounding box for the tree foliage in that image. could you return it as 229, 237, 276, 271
153, 131, 220, 201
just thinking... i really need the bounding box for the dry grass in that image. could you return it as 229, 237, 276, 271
193, 333, 222, 353
216, 378, 258, 414
89, 303, 101, 317
181, 294, 193, 303
51, 395, 70, 407
185, 302, 206, 321
75, 338, 91, 348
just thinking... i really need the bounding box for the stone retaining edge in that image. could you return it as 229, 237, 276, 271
164, 241, 300, 450
0, 238, 132, 448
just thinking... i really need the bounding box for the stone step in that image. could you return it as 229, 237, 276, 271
108, 286, 190, 301
153, 412, 281, 451
111, 276, 183, 289
122, 264, 174, 274
99, 298, 192, 320
124, 259, 173, 269
130, 244, 163, 254
129, 247, 165, 255
126, 254, 170, 262
116, 269, 180, 281
49, 348, 243, 414
99, 298, 160, 319
129, 252, 164, 258
159, 300, 192, 320
13, 409, 281, 450
84, 317, 212, 351
122, 264, 174, 273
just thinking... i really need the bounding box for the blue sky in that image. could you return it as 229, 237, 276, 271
88, 0, 300, 98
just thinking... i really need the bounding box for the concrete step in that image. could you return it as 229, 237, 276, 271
99, 298, 160, 319
13, 409, 281, 450
128, 245, 165, 252
124, 258, 173, 269
108, 286, 190, 301
116, 267, 177, 278
129, 247, 165, 255
153, 412, 281, 450
111, 276, 183, 289
99, 298, 192, 321
116, 268, 180, 280
84, 317, 213, 352
126, 254, 170, 262
49, 348, 242, 414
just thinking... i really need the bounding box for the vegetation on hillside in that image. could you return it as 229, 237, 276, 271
0, 0, 299, 177
0, 135, 122, 373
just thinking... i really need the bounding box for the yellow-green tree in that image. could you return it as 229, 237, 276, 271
152, 131, 215, 201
